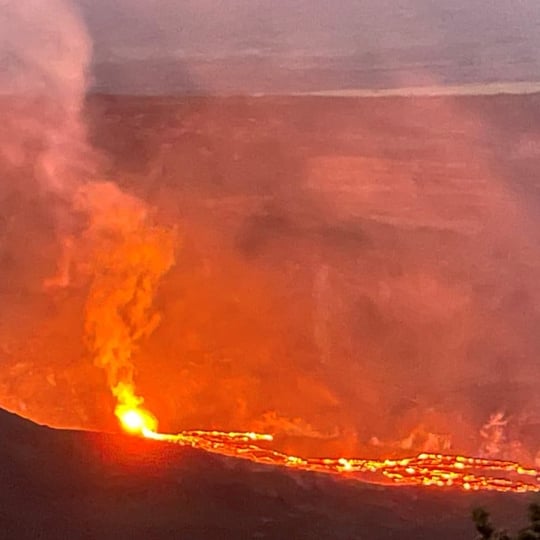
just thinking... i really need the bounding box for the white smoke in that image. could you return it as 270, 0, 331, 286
0, 0, 92, 193
480, 412, 508, 458
0, 0, 176, 422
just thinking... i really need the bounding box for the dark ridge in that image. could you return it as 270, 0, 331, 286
0, 407, 534, 539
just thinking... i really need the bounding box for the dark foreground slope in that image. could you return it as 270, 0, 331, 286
0, 408, 534, 539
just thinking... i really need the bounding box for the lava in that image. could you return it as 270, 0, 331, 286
117, 407, 155, 435
118, 406, 540, 494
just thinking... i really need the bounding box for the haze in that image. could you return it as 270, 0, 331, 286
0, 0, 539, 466
72, 0, 540, 94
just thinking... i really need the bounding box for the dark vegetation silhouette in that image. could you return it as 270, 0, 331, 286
472, 503, 540, 540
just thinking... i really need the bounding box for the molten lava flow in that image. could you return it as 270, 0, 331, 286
117, 405, 540, 494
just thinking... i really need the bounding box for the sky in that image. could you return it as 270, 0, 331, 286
75, 0, 540, 59
70, 0, 540, 93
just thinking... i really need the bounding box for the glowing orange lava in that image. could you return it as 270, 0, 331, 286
116, 404, 157, 436
117, 406, 540, 494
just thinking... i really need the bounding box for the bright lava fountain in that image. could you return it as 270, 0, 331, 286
118, 406, 540, 494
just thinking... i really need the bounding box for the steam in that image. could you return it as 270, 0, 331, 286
480, 412, 508, 458
0, 0, 91, 193
1, 0, 176, 422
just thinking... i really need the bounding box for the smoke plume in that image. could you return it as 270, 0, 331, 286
77, 182, 176, 423
0, 0, 176, 423
0, 0, 91, 193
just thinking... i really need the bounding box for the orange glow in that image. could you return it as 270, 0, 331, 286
117, 407, 156, 435
116, 401, 157, 436
115, 398, 540, 494
121, 410, 143, 432
77, 179, 538, 495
